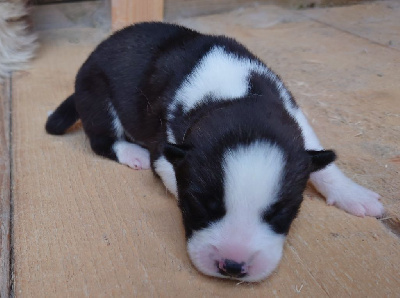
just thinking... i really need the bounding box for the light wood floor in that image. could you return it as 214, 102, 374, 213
1, 1, 399, 296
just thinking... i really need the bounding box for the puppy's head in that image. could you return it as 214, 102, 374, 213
164, 141, 335, 282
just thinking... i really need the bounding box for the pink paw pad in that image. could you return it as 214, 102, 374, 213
113, 141, 150, 170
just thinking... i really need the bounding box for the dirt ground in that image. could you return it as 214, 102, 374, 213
1, 0, 399, 296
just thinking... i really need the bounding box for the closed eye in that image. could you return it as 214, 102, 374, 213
180, 190, 225, 230
189, 192, 225, 215
262, 201, 301, 235
185, 193, 209, 219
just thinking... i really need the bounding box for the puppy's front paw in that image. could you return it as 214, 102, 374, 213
311, 165, 385, 218
325, 179, 384, 217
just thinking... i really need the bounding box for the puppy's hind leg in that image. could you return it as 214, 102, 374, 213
75, 67, 150, 170
85, 105, 150, 170
294, 109, 384, 217
87, 134, 150, 170
108, 103, 150, 170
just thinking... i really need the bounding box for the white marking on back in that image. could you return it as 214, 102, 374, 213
153, 156, 178, 197
108, 102, 124, 139
166, 46, 273, 143
170, 46, 268, 116
223, 141, 285, 222
166, 46, 300, 143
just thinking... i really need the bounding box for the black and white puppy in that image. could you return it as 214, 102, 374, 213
46, 22, 384, 282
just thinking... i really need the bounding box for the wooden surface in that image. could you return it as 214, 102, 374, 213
111, 0, 164, 30
302, 0, 400, 51
163, 0, 367, 20
164, 0, 254, 20
0, 79, 11, 298
8, 1, 400, 296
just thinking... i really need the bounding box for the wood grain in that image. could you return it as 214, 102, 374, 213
164, 0, 254, 20
0, 79, 11, 298
111, 0, 164, 30
163, 0, 367, 20
11, 2, 400, 295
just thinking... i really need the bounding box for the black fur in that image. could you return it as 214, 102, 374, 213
307, 150, 337, 172
45, 94, 79, 135
46, 22, 336, 239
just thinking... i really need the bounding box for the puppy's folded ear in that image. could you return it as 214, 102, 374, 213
164, 143, 191, 164
307, 150, 337, 172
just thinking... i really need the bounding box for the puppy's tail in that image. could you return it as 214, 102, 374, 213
45, 94, 80, 135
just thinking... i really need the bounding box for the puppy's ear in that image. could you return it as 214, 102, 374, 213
307, 150, 337, 172
164, 143, 191, 164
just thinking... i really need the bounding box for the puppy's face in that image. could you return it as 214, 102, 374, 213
165, 141, 335, 282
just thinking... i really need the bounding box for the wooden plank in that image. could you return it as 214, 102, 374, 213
11, 3, 400, 296
111, 0, 164, 31
0, 79, 11, 298
301, 1, 400, 51
164, 0, 253, 20
163, 0, 367, 20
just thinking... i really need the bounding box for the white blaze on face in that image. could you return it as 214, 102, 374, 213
187, 141, 287, 282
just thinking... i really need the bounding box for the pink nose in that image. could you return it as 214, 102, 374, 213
217, 259, 248, 278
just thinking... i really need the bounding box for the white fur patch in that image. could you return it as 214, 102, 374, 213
108, 102, 124, 139
292, 108, 323, 150
113, 141, 150, 170
166, 126, 176, 145
153, 156, 177, 197
187, 141, 287, 282
167, 46, 272, 143
223, 141, 285, 218
171, 46, 268, 114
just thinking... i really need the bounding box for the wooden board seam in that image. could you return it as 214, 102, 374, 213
0, 76, 12, 298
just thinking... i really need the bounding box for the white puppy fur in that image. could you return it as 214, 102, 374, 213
113, 141, 150, 170
108, 102, 125, 139
167, 46, 269, 143
153, 156, 178, 196
170, 46, 267, 114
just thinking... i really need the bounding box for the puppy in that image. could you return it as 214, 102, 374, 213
46, 22, 384, 282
